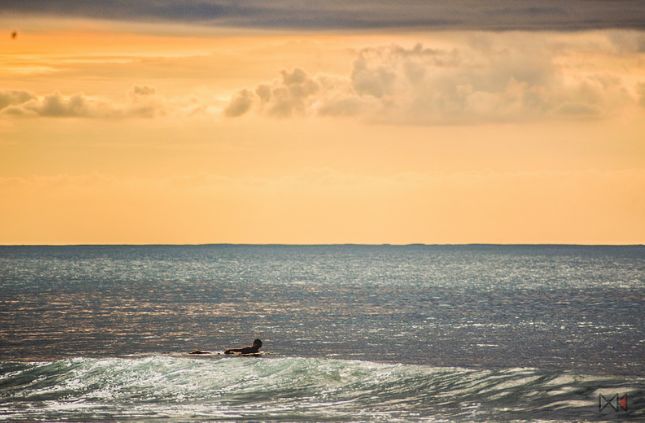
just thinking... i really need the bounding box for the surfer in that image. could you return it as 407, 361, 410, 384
188, 338, 263, 355
225, 338, 262, 355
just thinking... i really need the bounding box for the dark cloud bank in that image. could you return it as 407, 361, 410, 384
2, 0, 644, 30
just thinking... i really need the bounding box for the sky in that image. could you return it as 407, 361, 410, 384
1, 1, 644, 244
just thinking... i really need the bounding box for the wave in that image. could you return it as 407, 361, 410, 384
0, 356, 643, 421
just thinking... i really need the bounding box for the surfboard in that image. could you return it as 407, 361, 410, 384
187, 351, 268, 357
227, 352, 265, 357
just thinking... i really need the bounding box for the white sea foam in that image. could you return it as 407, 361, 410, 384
0, 356, 642, 421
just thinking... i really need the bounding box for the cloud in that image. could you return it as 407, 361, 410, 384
0, 87, 165, 118
224, 89, 254, 117
223, 36, 640, 125
224, 68, 321, 118
351, 55, 396, 98
2, 1, 644, 30
265, 69, 319, 117
36, 93, 92, 117
132, 85, 156, 96
0, 90, 35, 110
608, 32, 645, 53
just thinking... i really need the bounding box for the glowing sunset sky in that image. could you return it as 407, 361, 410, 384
1, 1, 644, 244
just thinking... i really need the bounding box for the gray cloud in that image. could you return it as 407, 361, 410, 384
0, 87, 164, 118
223, 38, 639, 125
132, 86, 156, 96
608, 32, 645, 53
224, 89, 254, 117
0, 90, 34, 110
225, 68, 320, 118
351, 55, 396, 98
266, 69, 319, 117
2, 0, 644, 30
37, 93, 91, 117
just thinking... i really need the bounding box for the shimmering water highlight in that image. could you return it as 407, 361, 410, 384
0, 245, 643, 420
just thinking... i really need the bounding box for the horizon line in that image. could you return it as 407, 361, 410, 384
1, 243, 643, 248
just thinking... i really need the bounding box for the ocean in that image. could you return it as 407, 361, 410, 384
0, 245, 643, 421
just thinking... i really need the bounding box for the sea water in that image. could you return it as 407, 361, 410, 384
0, 245, 643, 421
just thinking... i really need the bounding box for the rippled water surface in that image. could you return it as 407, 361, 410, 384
0, 245, 643, 420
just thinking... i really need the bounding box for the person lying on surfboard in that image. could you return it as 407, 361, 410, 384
225, 338, 262, 355
188, 338, 263, 355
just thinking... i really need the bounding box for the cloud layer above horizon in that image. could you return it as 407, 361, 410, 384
3, 0, 645, 31
1, 9, 644, 244
0, 86, 165, 118
222, 33, 644, 125
3, 31, 644, 126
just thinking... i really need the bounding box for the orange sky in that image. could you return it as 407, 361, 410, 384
1, 19, 644, 244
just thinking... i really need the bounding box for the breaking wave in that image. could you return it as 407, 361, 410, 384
0, 356, 643, 421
